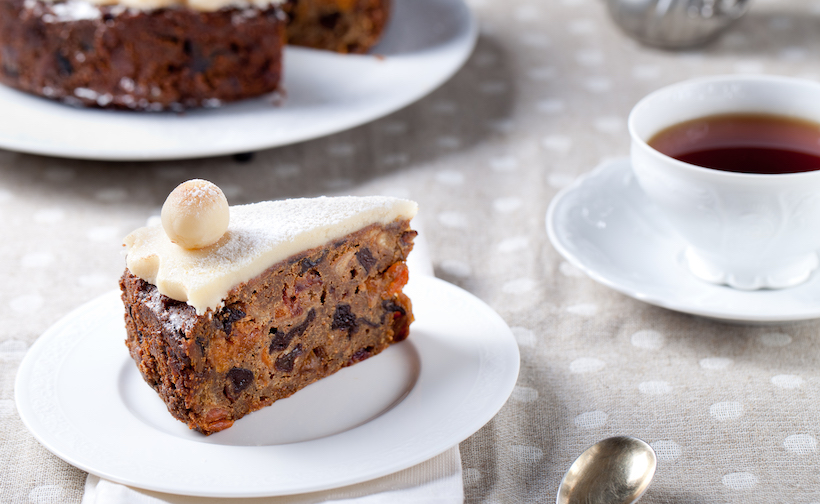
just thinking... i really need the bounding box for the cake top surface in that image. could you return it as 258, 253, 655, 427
124, 195, 418, 314
39, 0, 284, 15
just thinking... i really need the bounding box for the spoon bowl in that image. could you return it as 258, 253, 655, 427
557, 436, 657, 504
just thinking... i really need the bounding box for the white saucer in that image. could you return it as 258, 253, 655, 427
0, 0, 476, 161
14, 275, 520, 497
546, 158, 820, 323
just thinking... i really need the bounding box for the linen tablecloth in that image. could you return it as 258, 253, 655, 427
4, 0, 820, 502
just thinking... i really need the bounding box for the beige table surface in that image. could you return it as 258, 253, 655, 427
5, 0, 820, 502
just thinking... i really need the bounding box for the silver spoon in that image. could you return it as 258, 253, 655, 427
556, 436, 657, 504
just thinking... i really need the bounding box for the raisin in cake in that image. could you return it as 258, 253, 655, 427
0, 0, 285, 110
120, 180, 417, 434
281, 0, 389, 54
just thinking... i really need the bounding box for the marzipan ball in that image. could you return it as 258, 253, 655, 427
161, 179, 229, 249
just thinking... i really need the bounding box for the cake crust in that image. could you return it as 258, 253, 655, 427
120, 219, 416, 434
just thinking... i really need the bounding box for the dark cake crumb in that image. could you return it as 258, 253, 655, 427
281, 0, 389, 54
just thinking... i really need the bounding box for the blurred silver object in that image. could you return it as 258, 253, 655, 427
607, 0, 751, 49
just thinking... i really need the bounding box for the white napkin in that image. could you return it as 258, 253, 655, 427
82, 446, 462, 504
82, 222, 464, 504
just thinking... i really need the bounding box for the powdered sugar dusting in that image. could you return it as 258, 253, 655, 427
38, 0, 284, 13
141, 281, 197, 332
189, 183, 219, 201
124, 196, 417, 314
44, 0, 101, 21
74, 87, 99, 100
218, 198, 404, 260
166, 305, 196, 332
143, 286, 162, 313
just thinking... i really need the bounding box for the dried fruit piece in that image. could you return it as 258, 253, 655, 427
217, 306, 246, 336
275, 344, 304, 372
348, 346, 373, 364
269, 309, 316, 353
332, 304, 358, 334
225, 367, 253, 401
355, 247, 377, 273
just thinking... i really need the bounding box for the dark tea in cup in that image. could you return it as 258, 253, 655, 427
647, 113, 820, 174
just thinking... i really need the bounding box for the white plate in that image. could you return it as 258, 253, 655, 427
15, 275, 519, 497
546, 158, 820, 323
0, 0, 476, 161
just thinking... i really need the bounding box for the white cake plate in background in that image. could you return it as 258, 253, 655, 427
15, 275, 520, 497
0, 0, 476, 161
546, 157, 820, 324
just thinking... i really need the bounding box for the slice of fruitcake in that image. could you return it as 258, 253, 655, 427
120, 180, 416, 434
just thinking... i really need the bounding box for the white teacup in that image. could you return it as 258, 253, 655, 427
628, 75, 820, 290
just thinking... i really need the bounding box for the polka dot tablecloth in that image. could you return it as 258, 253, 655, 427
5, 0, 820, 502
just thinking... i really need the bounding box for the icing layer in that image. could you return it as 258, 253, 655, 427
124, 196, 418, 314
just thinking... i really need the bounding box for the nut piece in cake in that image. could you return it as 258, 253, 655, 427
120, 180, 418, 434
